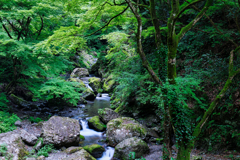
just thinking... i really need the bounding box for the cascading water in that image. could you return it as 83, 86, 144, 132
80, 119, 115, 160
59, 76, 115, 159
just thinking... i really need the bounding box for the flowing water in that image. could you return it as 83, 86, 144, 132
78, 93, 114, 160
57, 76, 114, 159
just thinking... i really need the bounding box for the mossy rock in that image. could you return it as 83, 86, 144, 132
88, 77, 101, 93
83, 144, 105, 158
64, 147, 83, 154
70, 68, 89, 78
98, 108, 120, 124
62, 149, 96, 160
106, 117, 148, 146
114, 137, 149, 160
80, 135, 85, 141
103, 74, 116, 93
88, 116, 106, 132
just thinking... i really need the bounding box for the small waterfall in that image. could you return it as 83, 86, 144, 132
80, 119, 102, 137
80, 119, 115, 160
98, 147, 115, 160
80, 77, 94, 91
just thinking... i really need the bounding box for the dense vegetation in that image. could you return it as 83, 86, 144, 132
0, 0, 240, 160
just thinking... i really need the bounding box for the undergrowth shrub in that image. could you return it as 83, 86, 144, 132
0, 111, 20, 133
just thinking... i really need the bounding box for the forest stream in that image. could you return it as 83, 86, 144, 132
56, 76, 115, 160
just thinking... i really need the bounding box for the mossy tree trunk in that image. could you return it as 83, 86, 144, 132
176, 48, 240, 160
165, 0, 214, 159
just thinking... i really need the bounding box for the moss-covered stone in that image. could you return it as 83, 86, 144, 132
83, 144, 105, 158
103, 74, 115, 93
88, 77, 101, 93
114, 137, 149, 160
88, 116, 106, 132
64, 147, 83, 154
62, 149, 96, 160
106, 117, 148, 146
80, 135, 85, 140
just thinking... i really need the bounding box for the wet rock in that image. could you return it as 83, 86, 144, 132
20, 129, 38, 146
82, 88, 96, 101
106, 117, 148, 146
103, 75, 115, 93
0, 130, 28, 160
88, 77, 101, 94
114, 137, 149, 160
88, 116, 106, 132
64, 147, 83, 154
98, 108, 120, 124
41, 116, 80, 147
62, 149, 96, 160
70, 68, 89, 78
83, 144, 105, 158
15, 120, 22, 127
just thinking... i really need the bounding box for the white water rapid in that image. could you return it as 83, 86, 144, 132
80, 117, 115, 160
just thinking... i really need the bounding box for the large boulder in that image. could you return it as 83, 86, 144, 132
106, 117, 148, 146
98, 108, 121, 124
9, 94, 43, 110
41, 116, 80, 147
83, 144, 105, 158
70, 68, 89, 78
20, 129, 38, 146
88, 116, 106, 132
62, 149, 96, 160
88, 77, 101, 93
114, 137, 149, 160
0, 131, 28, 160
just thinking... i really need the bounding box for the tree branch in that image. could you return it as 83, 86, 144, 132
0, 18, 13, 39
125, 0, 163, 86
177, 0, 213, 41
36, 15, 44, 40
174, 0, 204, 21
85, 6, 129, 37
189, 1, 239, 48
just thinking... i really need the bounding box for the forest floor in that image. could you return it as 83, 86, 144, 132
144, 143, 240, 160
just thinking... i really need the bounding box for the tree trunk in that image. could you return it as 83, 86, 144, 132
176, 141, 192, 160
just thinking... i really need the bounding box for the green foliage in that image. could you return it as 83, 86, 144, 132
0, 93, 9, 111
0, 143, 13, 160
129, 152, 146, 160
33, 78, 83, 106
37, 144, 54, 157
0, 111, 20, 133
28, 117, 43, 123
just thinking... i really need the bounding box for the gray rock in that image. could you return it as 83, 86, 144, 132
70, 68, 89, 78
106, 117, 148, 146
26, 158, 37, 160
34, 140, 43, 151
64, 147, 83, 154
99, 108, 120, 124
114, 137, 149, 160
41, 116, 80, 147
62, 149, 96, 160
14, 120, 22, 127
37, 156, 45, 160
20, 129, 38, 145
0, 130, 28, 160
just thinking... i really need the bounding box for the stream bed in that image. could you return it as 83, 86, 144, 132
57, 93, 114, 160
